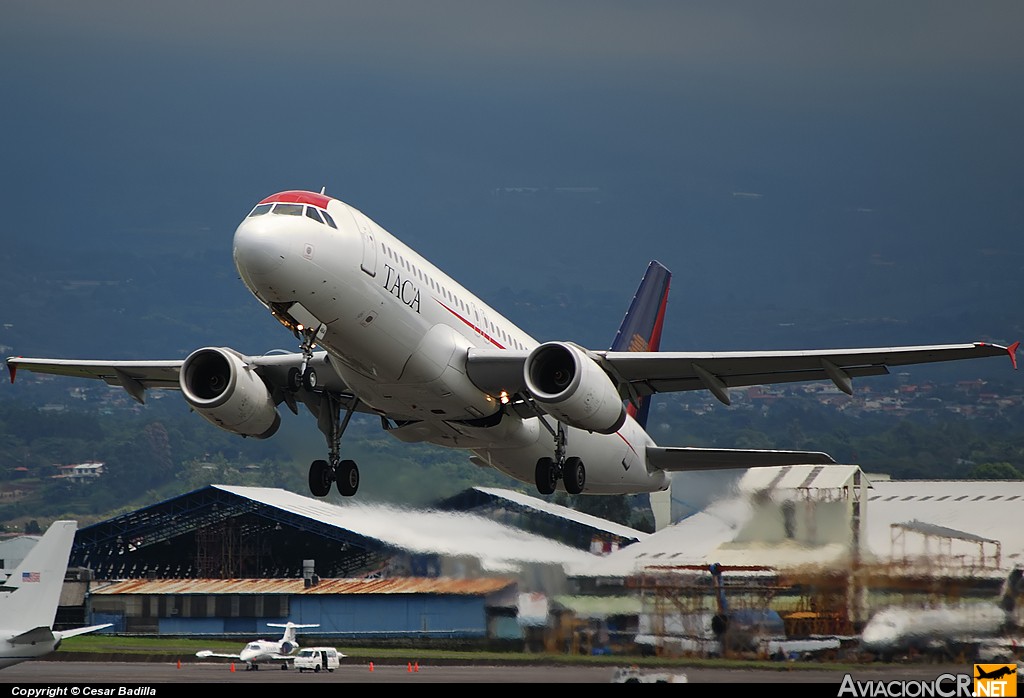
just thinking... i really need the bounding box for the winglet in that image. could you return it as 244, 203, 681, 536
7, 359, 16, 384
1008, 341, 1020, 370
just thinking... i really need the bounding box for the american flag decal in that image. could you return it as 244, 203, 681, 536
22, 571, 40, 582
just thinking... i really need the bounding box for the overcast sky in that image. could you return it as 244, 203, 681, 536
3, 1, 1023, 349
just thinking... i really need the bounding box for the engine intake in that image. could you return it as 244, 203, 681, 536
180, 347, 281, 439
523, 342, 626, 434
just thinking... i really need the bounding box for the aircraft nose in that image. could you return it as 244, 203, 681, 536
233, 215, 291, 279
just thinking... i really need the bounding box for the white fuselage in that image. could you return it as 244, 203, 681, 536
0, 635, 58, 670
860, 604, 1008, 654
239, 639, 291, 665
232, 194, 669, 494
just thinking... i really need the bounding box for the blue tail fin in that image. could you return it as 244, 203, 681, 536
610, 260, 671, 429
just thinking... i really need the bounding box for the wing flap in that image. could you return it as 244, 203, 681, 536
647, 446, 836, 472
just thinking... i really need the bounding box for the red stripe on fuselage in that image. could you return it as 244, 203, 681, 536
259, 190, 333, 209
436, 300, 504, 349
616, 429, 639, 457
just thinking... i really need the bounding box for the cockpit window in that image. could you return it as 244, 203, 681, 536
272, 203, 303, 216
248, 203, 272, 217
305, 206, 324, 224
322, 210, 338, 229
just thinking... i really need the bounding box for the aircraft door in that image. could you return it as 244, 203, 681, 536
350, 210, 378, 277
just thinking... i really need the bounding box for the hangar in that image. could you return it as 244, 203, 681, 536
25, 467, 1024, 654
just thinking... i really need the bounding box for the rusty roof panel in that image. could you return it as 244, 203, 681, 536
91, 576, 516, 596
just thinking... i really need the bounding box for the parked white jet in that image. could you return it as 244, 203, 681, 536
861, 566, 1024, 660
0, 520, 112, 670
6, 190, 1019, 528
195, 621, 319, 671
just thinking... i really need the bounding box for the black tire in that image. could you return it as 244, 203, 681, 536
314, 665, 321, 673
336, 459, 359, 496
563, 456, 585, 494
302, 366, 318, 391
287, 367, 302, 392
280, 663, 288, 670
308, 459, 332, 497
535, 457, 558, 495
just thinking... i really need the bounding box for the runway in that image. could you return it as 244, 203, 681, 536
0, 660, 980, 685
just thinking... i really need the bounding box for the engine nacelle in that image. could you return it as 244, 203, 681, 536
180, 347, 281, 439
523, 342, 626, 434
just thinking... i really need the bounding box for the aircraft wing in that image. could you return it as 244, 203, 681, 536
467, 341, 1018, 406
595, 342, 1018, 404
6, 350, 372, 414
195, 650, 242, 660
646, 446, 836, 472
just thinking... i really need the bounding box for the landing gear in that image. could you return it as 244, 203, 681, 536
305, 395, 361, 498
535, 457, 558, 495
336, 459, 359, 497
308, 459, 332, 497
563, 456, 586, 495
288, 366, 318, 392
533, 420, 586, 495
292, 327, 363, 498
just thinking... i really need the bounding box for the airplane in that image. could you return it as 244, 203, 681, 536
0, 520, 112, 670
6, 190, 1019, 530
975, 665, 1017, 680
860, 566, 1024, 661
195, 621, 320, 671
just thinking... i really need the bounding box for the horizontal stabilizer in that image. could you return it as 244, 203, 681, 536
57, 623, 113, 640
647, 446, 836, 472
10, 627, 56, 646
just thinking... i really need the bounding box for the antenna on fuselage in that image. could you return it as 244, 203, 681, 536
320, 186, 326, 195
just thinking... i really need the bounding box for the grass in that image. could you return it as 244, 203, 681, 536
56, 635, 868, 672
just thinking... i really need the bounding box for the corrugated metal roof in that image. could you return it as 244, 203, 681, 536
892, 519, 998, 544
573, 474, 1024, 578
738, 464, 867, 492
92, 576, 515, 596
552, 595, 643, 618
470, 487, 650, 540
210, 485, 600, 575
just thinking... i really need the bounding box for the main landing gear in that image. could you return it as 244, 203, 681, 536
291, 327, 361, 498
534, 420, 586, 496
307, 393, 360, 498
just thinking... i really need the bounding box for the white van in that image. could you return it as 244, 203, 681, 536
293, 647, 343, 673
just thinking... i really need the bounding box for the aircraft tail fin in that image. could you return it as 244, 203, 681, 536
269, 621, 319, 643
0, 521, 77, 633
610, 260, 671, 430
998, 565, 1024, 614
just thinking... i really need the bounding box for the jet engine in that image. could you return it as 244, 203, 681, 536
523, 341, 626, 434
180, 347, 281, 439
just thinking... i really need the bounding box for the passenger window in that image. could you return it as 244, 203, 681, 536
272, 203, 303, 216
322, 211, 338, 229
248, 203, 272, 217
305, 206, 324, 224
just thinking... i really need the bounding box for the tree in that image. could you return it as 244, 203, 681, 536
966, 462, 1024, 480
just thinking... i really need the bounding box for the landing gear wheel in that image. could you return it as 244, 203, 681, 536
563, 456, 585, 495
308, 459, 332, 497
301, 366, 318, 391
535, 457, 558, 495
336, 459, 359, 496
287, 367, 302, 392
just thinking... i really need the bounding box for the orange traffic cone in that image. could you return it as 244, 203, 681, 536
369, 662, 374, 671
177, 659, 181, 669
230, 662, 235, 672
414, 661, 419, 672
407, 662, 412, 672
